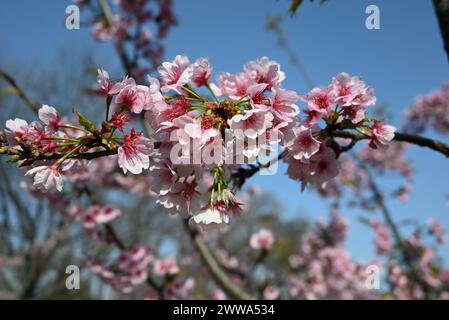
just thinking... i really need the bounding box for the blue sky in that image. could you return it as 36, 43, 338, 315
0, 0, 448, 263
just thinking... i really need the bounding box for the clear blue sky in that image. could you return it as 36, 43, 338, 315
0, 0, 448, 263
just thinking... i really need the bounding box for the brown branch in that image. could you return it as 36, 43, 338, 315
362, 164, 432, 298
332, 131, 449, 158
0, 69, 40, 114
97, 0, 136, 77
231, 129, 449, 191
0, 147, 118, 165
232, 150, 287, 190
81, 186, 165, 298
433, 0, 449, 63
182, 219, 255, 300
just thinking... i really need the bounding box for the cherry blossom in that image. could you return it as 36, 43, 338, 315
118, 129, 154, 174
38, 105, 62, 133
368, 121, 397, 149
25, 164, 64, 192
250, 229, 275, 250
191, 57, 212, 87
153, 257, 180, 277
158, 55, 193, 93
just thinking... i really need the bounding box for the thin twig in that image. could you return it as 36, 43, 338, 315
182, 219, 255, 300
97, 0, 136, 77
0, 69, 40, 114
362, 163, 432, 298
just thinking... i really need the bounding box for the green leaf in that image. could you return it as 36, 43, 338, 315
289, 0, 303, 15
76, 112, 96, 133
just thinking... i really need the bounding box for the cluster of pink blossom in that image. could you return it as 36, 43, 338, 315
428, 219, 447, 244
67, 203, 120, 228
144, 55, 295, 226
285, 72, 396, 191
0, 58, 397, 228
1, 101, 155, 194
404, 82, 449, 134
386, 231, 449, 299
316, 140, 413, 207
371, 219, 392, 255
76, 0, 176, 76
141, 56, 396, 226
288, 210, 376, 299
153, 256, 180, 277
0, 57, 403, 301
91, 245, 153, 293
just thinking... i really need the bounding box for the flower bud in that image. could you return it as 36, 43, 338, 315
10, 155, 21, 162
221, 188, 237, 206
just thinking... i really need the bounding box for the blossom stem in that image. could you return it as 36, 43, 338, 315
182, 85, 204, 102
184, 96, 202, 102
60, 124, 90, 134
0, 69, 40, 114
57, 142, 79, 148
105, 94, 112, 121
43, 136, 81, 143
205, 82, 219, 103
56, 144, 83, 167
107, 127, 117, 142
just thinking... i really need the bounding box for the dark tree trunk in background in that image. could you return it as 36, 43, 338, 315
433, 0, 449, 63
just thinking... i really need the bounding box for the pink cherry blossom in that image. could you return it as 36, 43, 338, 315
331, 72, 365, 106
5, 118, 30, 145
118, 128, 154, 174
287, 125, 321, 160
115, 82, 149, 114
244, 56, 285, 89
212, 289, 227, 300
302, 87, 335, 117
371, 219, 392, 255
229, 109, 273, 139
263, 286, 280, 300
38, 105, 62, 133
164, 278, 195, 300
191, 57, 212, 87
192, 207, 230, 225
157, 181, 203, 217
269, 87, 300, 121
308, 147, 339, 186
25, 164, 64, 192
428, 219, 446, 244
216, 71, 255, 99
404, 82, 449, 134
97, 68, 113, 94
110, 111, 130, 132
158, 55, 193, 93
250, 229, 275, 250
154, 257, 180, 277
82, 205, 122, 229
368, 122, 397, 149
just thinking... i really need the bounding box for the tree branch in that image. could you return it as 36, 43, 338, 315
332, 131, 449, 158
362, 164, 432, 298
232, 150, 287, 190
0, 69, 40, 114
433, 0, 449, 63
182, 219, 255, 300
97, 0, 136, 77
